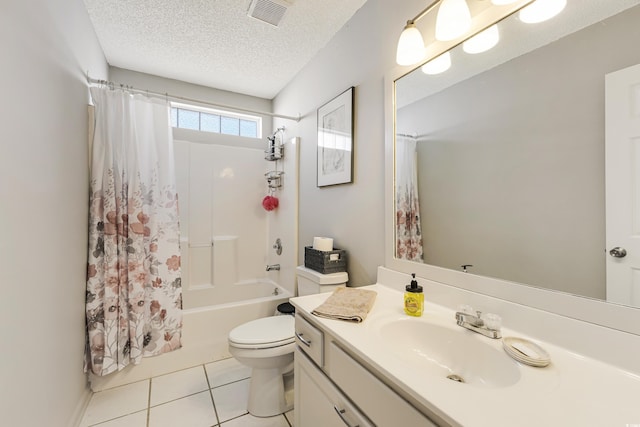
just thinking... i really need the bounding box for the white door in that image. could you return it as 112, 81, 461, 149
605, 63, 640, 307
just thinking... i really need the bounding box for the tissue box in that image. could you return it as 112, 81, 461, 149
304, 246, 347, 274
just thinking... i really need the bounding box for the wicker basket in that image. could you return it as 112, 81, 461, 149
304, 246, 347, 274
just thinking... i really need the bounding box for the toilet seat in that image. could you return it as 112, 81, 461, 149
228, 315, 295, 349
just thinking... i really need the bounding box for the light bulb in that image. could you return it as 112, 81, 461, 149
396, 22, 426, 66
463, 25, 499, 54
435, 0, 472, 41
491, 0, 519, 5
519, 0, 567, 24
422, 52, 451, 75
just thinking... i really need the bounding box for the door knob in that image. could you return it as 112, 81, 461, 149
609, 247, 627, 258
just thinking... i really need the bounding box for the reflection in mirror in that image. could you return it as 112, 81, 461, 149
394, 0, 640, 307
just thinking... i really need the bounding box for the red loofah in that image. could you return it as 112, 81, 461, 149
262, 195, 279, 211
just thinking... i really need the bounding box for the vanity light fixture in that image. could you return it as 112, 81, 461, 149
462, 24, 499, 54
395, 0, 494, 66
396, 21, 427, 66
519, 0, 567, 24
435, 0, 472, 41
396, 0, 566, 67
395, 0, 440, 66
396, 0, 471, 66
421, 51, 452, 75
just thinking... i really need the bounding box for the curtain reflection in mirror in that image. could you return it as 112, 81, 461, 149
396, 135, 424, 262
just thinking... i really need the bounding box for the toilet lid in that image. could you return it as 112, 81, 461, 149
229, 315, 295, 347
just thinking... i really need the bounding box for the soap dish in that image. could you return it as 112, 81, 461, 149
502, 337, 551, 367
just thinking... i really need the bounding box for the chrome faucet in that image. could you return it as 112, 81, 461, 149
266, 264, 280, 271
455, 308, 502, 339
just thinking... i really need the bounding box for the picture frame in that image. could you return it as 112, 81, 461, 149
317, 87, 354, 187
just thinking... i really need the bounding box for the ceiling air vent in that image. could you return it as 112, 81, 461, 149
247, 0, 291, 27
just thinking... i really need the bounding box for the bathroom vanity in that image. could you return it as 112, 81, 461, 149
290, 268, 640, 427
293, 295, 439, 426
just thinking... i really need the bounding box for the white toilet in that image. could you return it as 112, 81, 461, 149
295, 266, 349, 296
227, 266, 348, 417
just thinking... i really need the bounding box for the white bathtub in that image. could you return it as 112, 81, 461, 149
89, 280, 292, 392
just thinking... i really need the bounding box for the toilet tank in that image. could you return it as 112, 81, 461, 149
296, 266, 348, 296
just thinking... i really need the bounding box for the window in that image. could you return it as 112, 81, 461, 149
170, 103, 261, 138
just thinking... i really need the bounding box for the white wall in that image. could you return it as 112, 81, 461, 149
0, 1, 107, 426
273, 0, 426, 286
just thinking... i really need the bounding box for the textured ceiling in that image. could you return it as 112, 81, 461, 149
83, 0, 368, 99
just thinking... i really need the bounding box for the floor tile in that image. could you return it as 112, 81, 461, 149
80, 362, 296, 427
205, 357, 251, 388
80, 380, 149, 427
221, 414, 290, 427
211, 378, 250, 422
148, 390, 217, 427
150, 365, 209, 406
92, 410, 147, 427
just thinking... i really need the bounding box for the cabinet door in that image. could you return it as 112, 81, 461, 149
328, 342, 439, 426
295, 348, 373, 427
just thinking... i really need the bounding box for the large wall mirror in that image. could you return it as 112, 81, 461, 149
386, 0, 640, 334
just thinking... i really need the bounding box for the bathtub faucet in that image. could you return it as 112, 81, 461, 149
266, 264, 280, 271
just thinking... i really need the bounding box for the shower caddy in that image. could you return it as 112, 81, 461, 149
265, 126, 285, 189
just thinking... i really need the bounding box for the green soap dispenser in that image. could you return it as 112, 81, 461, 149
404, 273, 424, 317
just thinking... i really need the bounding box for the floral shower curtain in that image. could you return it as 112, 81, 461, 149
85, 87, 182, 376
396, 135, 424, 262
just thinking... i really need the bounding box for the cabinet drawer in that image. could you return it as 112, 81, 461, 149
328, 342, 438, 427
295, 347, 373, 427
295, 314, 324, 367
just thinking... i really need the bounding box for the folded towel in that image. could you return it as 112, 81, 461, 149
312, 287, 377, 323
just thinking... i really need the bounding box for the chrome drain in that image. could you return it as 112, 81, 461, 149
447, 374, 465, 383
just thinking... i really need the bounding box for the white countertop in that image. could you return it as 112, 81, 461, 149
291, 284, 640, 427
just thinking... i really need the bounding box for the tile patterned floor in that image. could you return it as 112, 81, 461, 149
79, 358, 294, 427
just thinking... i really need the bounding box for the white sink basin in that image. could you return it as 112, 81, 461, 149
377, 319, 520, 388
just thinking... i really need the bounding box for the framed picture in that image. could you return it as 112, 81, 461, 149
317, 87, 354, 187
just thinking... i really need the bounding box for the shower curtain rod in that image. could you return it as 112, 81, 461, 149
87, 76, 300, 122
396, 132, 429, 140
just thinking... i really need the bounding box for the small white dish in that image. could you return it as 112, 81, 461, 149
503, 337, 551, 367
